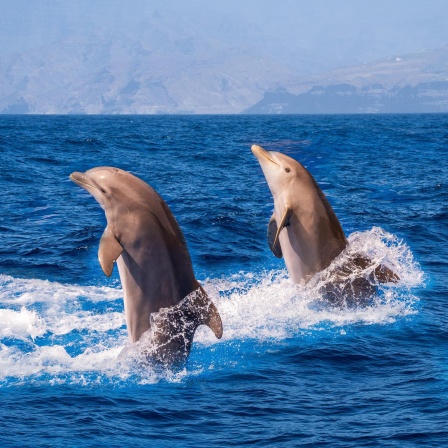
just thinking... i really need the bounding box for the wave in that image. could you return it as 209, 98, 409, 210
0, 228, 424, 386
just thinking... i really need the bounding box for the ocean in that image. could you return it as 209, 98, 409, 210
0, 114, 446, 447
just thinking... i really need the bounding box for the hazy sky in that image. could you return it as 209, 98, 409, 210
1, 0, 448, 74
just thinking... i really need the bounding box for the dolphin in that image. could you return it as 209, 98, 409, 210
251, 145, 398, 304
70, 167, 222, 363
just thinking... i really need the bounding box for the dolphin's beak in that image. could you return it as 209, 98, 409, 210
70, 172, 101, 192
69, 172, 87, 187
70, 171, 108, 209
251, 144, 279, 166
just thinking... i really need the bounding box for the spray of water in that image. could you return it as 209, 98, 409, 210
0, 228, 424, 386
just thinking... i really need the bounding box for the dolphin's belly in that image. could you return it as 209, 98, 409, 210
280, 225, 331, 285
278, 209, 347, 285
116, 247, 198, 343
116, 255, 154, 342
279, 232, 309, 284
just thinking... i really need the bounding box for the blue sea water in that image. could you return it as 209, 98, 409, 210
0, 114, 447, 447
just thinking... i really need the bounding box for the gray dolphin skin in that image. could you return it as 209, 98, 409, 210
251, 144, 398, 304
70, 167, 223, 363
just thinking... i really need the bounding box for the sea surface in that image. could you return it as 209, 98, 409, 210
0, 114, 447, 447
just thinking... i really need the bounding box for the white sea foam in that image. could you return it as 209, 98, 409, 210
195, 227, 423, 344
0, 307, 45, 340
0, 275, 122, 305
0, 228, 424, 386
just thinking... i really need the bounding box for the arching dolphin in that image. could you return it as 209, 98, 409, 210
70, 167, 222, 363
251, 145, 398, 304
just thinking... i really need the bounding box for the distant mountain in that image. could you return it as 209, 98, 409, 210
245, 45, 448, 114
0, 33, 293, 115
2, 16, 448, 115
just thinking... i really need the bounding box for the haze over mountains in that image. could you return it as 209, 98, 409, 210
246, 45, 448, 114
1, 0, 448, 114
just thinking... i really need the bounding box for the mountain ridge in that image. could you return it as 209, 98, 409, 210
245, 45, 448, 114
2, 32, 448, 114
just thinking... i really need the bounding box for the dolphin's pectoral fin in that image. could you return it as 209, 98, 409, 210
267, 214, 283, 258
98, 227, 123, 277
272, 208, 292, 252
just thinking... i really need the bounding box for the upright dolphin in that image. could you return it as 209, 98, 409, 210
251, 145, 397, 303
70, 167, 222, 363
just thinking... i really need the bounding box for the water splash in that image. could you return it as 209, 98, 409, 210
0, 228, 424, 386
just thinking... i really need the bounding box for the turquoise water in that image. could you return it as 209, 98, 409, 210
0, 114, 446, 446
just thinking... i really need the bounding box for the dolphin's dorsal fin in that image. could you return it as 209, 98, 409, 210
267, 214, 283, 258
373, 264, 400, 283
353, 256, 400, 284
193, 287, 223, 339
205, 299, 223, 339
98, 227, 123, 277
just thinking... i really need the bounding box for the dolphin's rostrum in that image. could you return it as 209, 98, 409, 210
70, 167, 222, 363
251, 144, 398, 305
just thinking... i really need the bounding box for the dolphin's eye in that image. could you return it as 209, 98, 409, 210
285, 167, 291, 173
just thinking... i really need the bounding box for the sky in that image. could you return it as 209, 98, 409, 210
1, 0, 448, 114
1, 0, 448, 75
